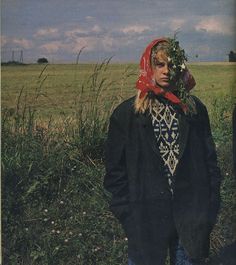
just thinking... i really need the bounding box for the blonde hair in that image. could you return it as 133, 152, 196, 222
134, 91, 161, 114
135, 42, 169, 114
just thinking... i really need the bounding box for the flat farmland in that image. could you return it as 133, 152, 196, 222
2, 62, 236, 120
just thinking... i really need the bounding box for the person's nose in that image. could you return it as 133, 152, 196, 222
163, 64, 169, 75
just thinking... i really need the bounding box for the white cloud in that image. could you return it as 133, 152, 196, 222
121, 25, 150, 34
195, 16, 234, 35
65, 24, 103, 38
40, 41, 62, 53
1, 36, 33, 49
1, 35, 8, 46
34, 27, 59, 37
169, 18, 186, 31
92, 25, 102, 33
72, 37, 96, 52
101, 36, 115, 50
65, 27, 89, 38
86, 16, 95, 20
12, 38, 33, 49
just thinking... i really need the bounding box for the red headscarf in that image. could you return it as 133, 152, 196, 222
136, 38, 196, 111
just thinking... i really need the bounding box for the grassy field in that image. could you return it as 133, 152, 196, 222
2, 62, 235, 118
2, 62, 236, 265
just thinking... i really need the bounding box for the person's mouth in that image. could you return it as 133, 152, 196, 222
161, 78, 169, 82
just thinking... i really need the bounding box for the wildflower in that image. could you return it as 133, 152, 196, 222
226, 172, 229, 176
44, 209, 48, 213
69, 231, 73, 235
79, 233, 82, 237
51, 221, 55, 225
124, 237, 128, 241
94, 247, 101, 252
77, 255, 81, 259
55, 247, 59, 250
25, 227, 29, 231
173, 65, 176, 69
83, 211, 86, 215
44, 218, 48, 222
60, 200, 64, 204
56, 230, 60, 234
63, 189, 66, 192
64, 239, 69, 243
180, 63, 186, 70
167, 57, 171, 62
51, 229, 55, 233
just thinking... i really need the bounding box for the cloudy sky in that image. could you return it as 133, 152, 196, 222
1, 0, 235, 63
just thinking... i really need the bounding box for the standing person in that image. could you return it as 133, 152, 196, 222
104, 37, 222, 265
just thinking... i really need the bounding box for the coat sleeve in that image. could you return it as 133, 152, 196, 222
201, 104, 222, 226
104, 111, 129, 222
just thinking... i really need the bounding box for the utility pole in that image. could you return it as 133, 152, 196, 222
19, 50, 23, 63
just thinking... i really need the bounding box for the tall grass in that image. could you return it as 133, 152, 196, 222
2, 60, 133, 265
2, 61, 235, 264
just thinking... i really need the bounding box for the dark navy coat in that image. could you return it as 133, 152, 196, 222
104, 96, 221, 265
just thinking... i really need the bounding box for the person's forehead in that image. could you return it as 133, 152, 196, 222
155, 53, 168, 62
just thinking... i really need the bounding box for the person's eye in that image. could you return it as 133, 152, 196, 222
156, 62, 164, 67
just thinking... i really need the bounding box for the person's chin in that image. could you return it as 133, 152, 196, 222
160, 82, 170, 90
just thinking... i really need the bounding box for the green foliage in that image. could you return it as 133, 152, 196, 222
2, 62, 236, 264
37, 58, 49, 64
2, 60, 133, 265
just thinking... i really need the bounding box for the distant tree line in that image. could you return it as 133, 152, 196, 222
37, 57, 48, 64
228, 51, 236, 62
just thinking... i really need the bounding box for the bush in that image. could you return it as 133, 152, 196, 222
37, 58, 48, 64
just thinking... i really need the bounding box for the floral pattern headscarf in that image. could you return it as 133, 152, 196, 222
136, 38, 196, 112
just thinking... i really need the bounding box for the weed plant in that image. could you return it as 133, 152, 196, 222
2, 61, 235, 264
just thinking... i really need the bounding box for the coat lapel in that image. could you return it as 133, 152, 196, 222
138, 112, 161, 158
178, 112, 190, 161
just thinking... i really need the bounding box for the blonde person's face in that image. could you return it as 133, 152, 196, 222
152, 51, 170, 89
